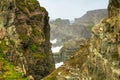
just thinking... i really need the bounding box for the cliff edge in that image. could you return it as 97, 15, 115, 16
43, 0, 120, 80
0, 0, 54, 79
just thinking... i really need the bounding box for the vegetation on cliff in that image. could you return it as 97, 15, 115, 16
0, 0, 55, 79
43, 0, 120, 80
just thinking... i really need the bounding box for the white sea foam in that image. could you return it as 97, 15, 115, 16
50, 39, 57, 44
51, 46, 63, 53
55, 62, 64, 68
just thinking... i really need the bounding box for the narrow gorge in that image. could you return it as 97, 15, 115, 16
43, 0, 120, 80
0, 0, 120, 80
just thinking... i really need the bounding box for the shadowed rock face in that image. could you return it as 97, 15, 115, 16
108, 0, 120, 17
0, 0, 54, 79
43, 0, 120, 80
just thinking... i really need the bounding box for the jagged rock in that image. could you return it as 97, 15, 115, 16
0, 0, 55, 79
43, 0, 120, 80
53, 38, 86, 63
75, 9, 108, 25
60, 39, 86, 62
50, 9, 107, 63
50, 9, 107, 47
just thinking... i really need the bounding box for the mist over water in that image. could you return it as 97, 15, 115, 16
50, 39, 63, 53
55, 62, 64, 69
50, 39, 57, 44
51, 46, 63, 53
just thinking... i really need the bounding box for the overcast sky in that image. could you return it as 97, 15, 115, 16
38, 0, 108, 20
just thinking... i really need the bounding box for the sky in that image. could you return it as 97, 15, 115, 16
38, 0, 108, 20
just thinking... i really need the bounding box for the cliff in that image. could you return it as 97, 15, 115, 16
75, 9, 107, 25
50, 9, 107, 46
43, 0, 120, 80
50, 9, 107, 63
0, 0, 54, 79
51, 10, 107, 63
59, 39, 85, 62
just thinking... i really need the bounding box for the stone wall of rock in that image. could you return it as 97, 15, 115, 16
59, 39, 85, 62
0, 0, 54, 79
50, 9, 107, 63
43, 0, 120, 80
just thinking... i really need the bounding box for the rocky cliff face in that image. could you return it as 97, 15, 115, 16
50, 9, 107, 47
43, 0, 120, 80
59, 39, 85, 62
51, 10, 107, 63
75, 9, 107, 25
0, 0, 54, 79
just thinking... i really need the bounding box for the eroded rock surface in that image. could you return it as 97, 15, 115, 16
59, 39, 86, 62
51, 9, 107, 63
43, 0, 120, 80
0, 0, 54, 79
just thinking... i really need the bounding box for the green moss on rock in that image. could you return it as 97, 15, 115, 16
16, 0, 28, 14
9, 40, 15, 45
16, 0, 39, 15
0, 41, 9, 55
30, 43, 38, 52
0, 0, 55, 79
0, 57, 27, 80
19, 34, 29, 42
40, 7, 47, 12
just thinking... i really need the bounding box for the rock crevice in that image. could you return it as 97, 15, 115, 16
43, 0, 120, 80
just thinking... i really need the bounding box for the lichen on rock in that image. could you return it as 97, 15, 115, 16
43, 0, 120, 80
0, 0, 55, 79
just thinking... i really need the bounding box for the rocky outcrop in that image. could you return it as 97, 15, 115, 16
43, 0, 120, 80
51, 10, 107, 63
75, 9, 107, 25
53, 39, 85, 63
0, 0, 54, 79
50, 9, 107, 47
60, 39, 86, 62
